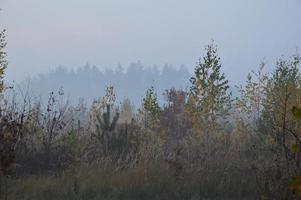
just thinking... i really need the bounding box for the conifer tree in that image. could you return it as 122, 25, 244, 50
92, 85, 120, 156
188, 42, 232, 127
141, 86, 160, 129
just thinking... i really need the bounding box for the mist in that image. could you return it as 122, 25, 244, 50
1, 1, 301, 199
1, 0, 300, 84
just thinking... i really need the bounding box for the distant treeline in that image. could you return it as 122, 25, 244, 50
19, 62, 191, 106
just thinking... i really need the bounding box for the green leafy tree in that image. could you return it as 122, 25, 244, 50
187, 42, 232, 134
140, 86, 161, 129
262, 54, 301, 150
258, 54, 301, 199
185, 43, 232, 174
138, 86, 165, 165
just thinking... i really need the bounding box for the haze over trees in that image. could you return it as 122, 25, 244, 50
18, 63, 191, 106
2, 14, 301, 200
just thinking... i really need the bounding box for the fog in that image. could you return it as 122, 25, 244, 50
2, 1, 301, 199
1, 0, 301, 85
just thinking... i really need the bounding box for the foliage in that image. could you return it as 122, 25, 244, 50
0, 29, 7, 94
188, 42, 232, 126
1, 41, 301, 199
236, 62, 268, 124
119, 98, 135, 124
185, 43, 232, 166
94, 104, 120, 156
140, 86, 161, 129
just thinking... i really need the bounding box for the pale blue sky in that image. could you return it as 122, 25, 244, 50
1, 0, 301, 84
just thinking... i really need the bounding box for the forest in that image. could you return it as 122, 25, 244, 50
18, 62, 191, 106
1, 29, 301, 200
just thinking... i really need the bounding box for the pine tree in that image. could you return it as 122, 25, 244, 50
185, 42, 232, 167
188, 42, 232, 126
141, 86, 160, 129
92, 85, 120, 156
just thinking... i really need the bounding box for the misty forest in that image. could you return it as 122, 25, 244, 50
1, 3, 301, 200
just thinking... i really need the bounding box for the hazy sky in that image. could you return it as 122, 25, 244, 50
1, 0, 301, 84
